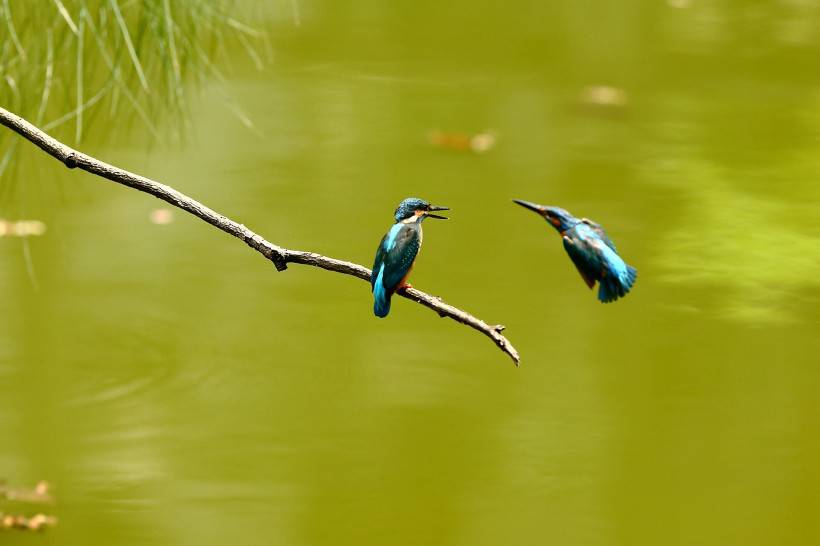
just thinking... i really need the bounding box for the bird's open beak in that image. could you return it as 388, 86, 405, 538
426, 205, 449, 220
512, 199, 547, 216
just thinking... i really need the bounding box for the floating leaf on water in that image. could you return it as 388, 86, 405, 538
34, 482, 49, 496
428, 130, 497, 153
149, 208, 174, 225
0, 513, 57, 532
28, 513, 57, 531
579, 85, 628, 108
0, 481, 57, 532
469, 132, 496, 153
0, 219, 47, 237
0, 480, 53, 503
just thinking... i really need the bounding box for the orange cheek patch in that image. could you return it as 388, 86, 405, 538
550, 218, 561, 227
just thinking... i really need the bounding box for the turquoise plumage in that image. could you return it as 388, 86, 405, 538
513, 199, 637, 303
371, 198, 449, 317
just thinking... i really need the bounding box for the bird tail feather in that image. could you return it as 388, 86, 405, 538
623, 265, 638, 290
598, 265, 637, 303
372, 264, 391, 317
374, 294, 391, 318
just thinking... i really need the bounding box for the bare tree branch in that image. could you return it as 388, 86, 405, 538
0, 106, 520, 365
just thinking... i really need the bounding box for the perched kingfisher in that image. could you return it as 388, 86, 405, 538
371, 197, 449, 317
513, 199, 637, 303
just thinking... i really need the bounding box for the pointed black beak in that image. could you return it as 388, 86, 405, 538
426, 205, 449, 220
512, 199, 547, 216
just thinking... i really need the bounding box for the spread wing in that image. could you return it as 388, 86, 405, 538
581, 218, 617, 252
562, 235, 599, 289
372, 223, 421, 293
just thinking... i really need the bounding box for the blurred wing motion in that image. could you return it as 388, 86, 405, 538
562, 235, 598, 290
563, 226, 637, 303
371, 224, 421, 317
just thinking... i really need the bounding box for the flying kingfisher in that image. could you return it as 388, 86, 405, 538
371, 197, 449, 317
513, 199, 637, 303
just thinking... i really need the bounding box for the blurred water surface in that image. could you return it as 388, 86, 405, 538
2, 1, 820, 545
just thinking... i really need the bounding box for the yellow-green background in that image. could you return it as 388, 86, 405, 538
2, 1, 819, 545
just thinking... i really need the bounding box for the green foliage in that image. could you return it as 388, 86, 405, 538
0, 0, 268, 147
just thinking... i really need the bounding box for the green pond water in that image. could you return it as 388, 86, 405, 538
2, 2, 820, 545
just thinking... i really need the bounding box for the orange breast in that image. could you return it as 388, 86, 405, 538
396, 261, 416, 291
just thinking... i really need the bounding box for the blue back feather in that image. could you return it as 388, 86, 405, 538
563, 223, 637, 303
371, 223, 422, 317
